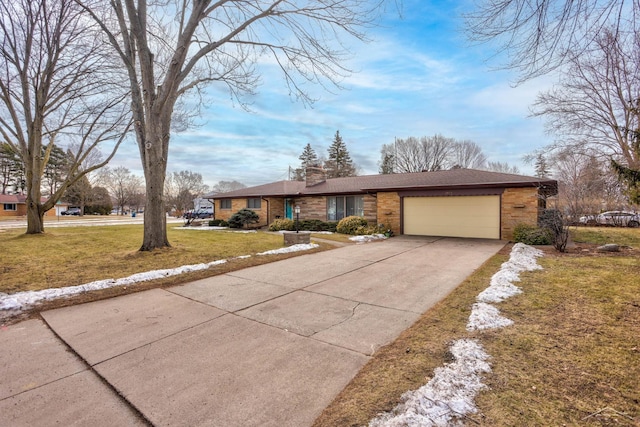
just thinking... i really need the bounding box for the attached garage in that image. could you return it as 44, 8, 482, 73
403, 195, 501, 239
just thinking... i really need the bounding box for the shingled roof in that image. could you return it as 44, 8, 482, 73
205, 168, 557, 199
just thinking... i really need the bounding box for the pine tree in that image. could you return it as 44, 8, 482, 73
324, 131, 357, 178
611, 122, 640, 204
534, 153, 550, 178
294, 143, 319, 181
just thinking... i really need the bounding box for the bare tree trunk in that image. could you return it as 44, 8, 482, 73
26, 197, 45, 234
25, 168, 45, 233
139, 118, 170, 251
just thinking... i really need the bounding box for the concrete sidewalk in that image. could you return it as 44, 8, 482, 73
0, 236, 505, 426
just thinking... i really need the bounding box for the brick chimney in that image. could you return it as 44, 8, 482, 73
305, 165, 326, 187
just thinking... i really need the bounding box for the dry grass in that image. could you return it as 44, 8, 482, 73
571, 226, 640, 247
314, 230, 640, 427
0, 225, 326, 295
473, 254, 640, 425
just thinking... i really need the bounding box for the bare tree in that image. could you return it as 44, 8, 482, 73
211, 180, 247, 194
532, 29, 640, 201
99, 166, 143, 215
465, 0, 639, 81
391, 135, 456, 173
165, 170, 209, 214
533, 30, 639, 164
484, 161, 521, 174
553, 151, 609, 220
0, 0, 130, 234
451, 140, 487, 169
77, 0, 384, 250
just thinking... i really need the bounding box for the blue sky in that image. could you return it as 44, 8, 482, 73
110, 0, 555, 188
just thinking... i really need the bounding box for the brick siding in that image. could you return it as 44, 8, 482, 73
501, 187, 540, 240
376, 192, 401, 235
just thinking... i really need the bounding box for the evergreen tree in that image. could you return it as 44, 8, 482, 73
42, 145, 71, 196
611, 115, 640, 204
324, 131, 357, 178
0, 142, 22, 194
294, 143, 319, 181
378, 144, 395, 174
534, 153, 551, 178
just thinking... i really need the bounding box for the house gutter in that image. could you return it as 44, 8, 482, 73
261, 197, 269, 226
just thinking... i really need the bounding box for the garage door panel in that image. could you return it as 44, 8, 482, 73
403, 196, 500, 239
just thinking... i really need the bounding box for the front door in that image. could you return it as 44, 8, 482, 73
285, 199, 293, 219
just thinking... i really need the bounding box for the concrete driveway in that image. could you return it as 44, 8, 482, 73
0, 236, 504, 426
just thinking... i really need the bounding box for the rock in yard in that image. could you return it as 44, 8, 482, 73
597, 243, 620, 252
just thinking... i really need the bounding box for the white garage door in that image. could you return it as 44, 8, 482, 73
403, 196, 500, 239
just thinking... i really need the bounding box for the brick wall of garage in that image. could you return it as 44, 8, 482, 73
376, 192, 401, 235
501, 187, 540, 240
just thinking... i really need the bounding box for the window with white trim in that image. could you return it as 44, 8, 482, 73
220, 199, 231, 210
3, 203, 16, 211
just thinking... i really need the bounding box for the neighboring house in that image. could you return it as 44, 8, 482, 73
0, 194, 67, 217
205, 167, 558, 240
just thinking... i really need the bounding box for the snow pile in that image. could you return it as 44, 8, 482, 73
349, 234, 387, 243
469, 243, 543, 330
476, 243, 543, 304
476, 269, 522, 303
466, 302, 514, 331
257, 243, 319, 255
369, 339, 491, 427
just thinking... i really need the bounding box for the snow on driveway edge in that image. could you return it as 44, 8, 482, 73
369, 243, 544, 426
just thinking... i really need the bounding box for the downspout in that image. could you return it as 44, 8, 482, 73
261, 197, 269, 226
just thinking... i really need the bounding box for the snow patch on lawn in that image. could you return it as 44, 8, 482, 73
0, 259, 227, 312
172, 226, 228, 231
467, 302, 514, 331
477, 243, 543, 303
172, 226, 257, 233
369, 339, 491, 427
0, 243, 317, 314
257, 243, 319, 255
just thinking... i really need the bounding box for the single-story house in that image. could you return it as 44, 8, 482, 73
0, 194, 67, 217
205, 167, 558, 240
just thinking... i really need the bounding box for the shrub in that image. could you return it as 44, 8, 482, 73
336, 216, 368, 235
208, 219, 228, 227
513, 223, 552, 245
268, 218, 295, 231
539, 209, 569, 252
299, 219, 337, 232
228, 209, 260, 229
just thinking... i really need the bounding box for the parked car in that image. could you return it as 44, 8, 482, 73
61, 207, 82, 216
578, 214, 597, 225
595, 211, 640, 227
183, 208, 213, 219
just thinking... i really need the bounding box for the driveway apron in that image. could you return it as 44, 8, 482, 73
3, 236, 504, 426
